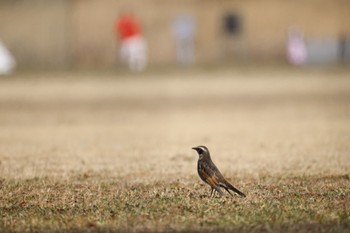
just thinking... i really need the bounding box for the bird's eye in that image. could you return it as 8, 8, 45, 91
197, 148, 203, 153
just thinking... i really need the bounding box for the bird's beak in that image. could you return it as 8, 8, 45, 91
192, 147, 197, 151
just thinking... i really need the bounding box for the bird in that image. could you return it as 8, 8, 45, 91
192, 145, 246, 197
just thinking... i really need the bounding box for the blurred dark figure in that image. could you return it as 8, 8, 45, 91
224, 13, 241, 36
172, 14, 196, 66
114, 12, 147, 71
222, 12, 246, 62
339, 33, 350, 63
286, 27, 307, 66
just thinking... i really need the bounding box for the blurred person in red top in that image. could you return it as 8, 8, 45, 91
115, 12, 147, 72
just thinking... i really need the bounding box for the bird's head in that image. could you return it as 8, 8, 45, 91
192, 145, 210, 159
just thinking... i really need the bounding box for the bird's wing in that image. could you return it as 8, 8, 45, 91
198, 160, 222, 187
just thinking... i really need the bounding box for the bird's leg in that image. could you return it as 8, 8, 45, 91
210, 187, 219, 198
209, 187, 214, 197
213, 186, 224, 197
212, 190, 217, 198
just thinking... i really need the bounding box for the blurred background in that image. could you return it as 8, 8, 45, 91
0, 0, 350, 181
1, 0, 350, 71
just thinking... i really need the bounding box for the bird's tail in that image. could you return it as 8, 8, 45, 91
222, 180, 246, 197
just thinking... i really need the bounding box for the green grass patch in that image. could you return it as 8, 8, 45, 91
0, 174, 349, 232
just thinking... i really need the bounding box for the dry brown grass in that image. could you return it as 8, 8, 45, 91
0, 67, 349, 232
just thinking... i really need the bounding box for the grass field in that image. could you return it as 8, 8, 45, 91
0, 67, 349, 232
